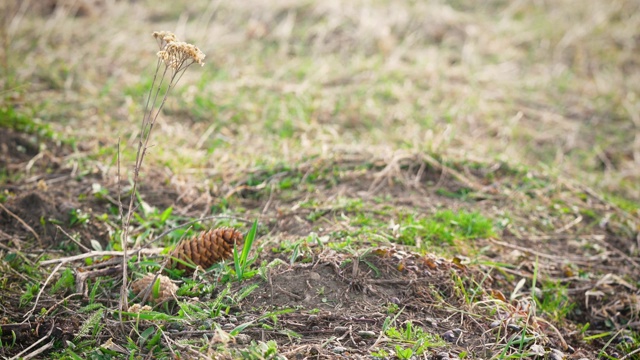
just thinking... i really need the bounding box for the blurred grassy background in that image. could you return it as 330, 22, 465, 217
2, 0, 639, 199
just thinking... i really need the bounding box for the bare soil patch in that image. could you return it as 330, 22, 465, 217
230, 248, 569, 358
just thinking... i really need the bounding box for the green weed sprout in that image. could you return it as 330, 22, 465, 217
233, 220, 258, 281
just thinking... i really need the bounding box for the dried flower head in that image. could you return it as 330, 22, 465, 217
152, 30, 178, 49
157, 41, 205, 70
127, 304, 152, 313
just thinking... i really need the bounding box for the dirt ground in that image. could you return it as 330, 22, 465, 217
1, 127, 639, 359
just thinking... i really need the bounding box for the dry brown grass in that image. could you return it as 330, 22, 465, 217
3, 0, 640, 200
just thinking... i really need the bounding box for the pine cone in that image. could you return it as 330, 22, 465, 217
169, 227, 244, 272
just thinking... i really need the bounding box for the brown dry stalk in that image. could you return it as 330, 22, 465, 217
118, 31, 205, 315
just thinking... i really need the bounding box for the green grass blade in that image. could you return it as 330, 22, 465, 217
233, 243, 242, 280
241, 220, 258, 265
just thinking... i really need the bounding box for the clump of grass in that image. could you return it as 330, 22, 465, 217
534, 280, 575, 325
50, 268, 75, 294
371, 320, 444, 359
394, 209, 494, 248
0, 106, 55, 138
19, 283, 40, 307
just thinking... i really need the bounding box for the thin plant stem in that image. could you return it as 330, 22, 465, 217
120, 60, 169, 313
118, 31, 205, 322
142, 58, 162, 126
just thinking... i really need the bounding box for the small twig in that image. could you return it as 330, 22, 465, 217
261, 183, 275, 215
413, 160, 426, 187
9, 322, 54, 360
591, 236, 640, 270
0, 241, 33, 265
41, 293, 82, 317
160, 330, 178, 358
554, 215, 582, 234
282, 345, 312, 357
420, 153, 485, 192
7, 264, 33, 283
535, 317, 568, 350
24, 151, 45, 174
367, 152, 408, 193
276, 285, 303, 300
565, 180, 640, 222
0, 202, 41, 247
23, 262, 64, 320
489, 238, 572, 261
76, 265, 123, 297
40, 249, 163, 265
55, 225, 91, 252
19, 341, 54, 360
0, 228, 23, 250
620, 347, 640, 360
79, 256, 122, 270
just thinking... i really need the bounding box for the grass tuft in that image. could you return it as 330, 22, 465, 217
394, 210, 494, 248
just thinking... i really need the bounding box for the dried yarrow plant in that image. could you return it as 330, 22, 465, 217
119, 31, 205, 312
